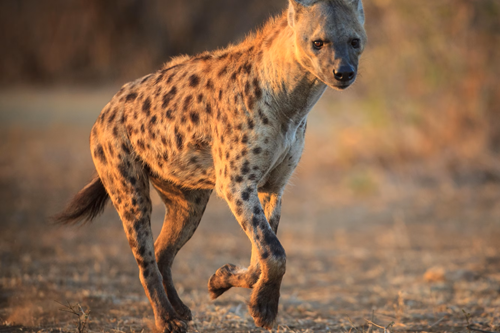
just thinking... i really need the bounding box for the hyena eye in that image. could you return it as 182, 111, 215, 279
351, 38, 361, 49
312, 40, 324, 50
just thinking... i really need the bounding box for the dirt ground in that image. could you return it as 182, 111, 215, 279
0, 90, 499, 332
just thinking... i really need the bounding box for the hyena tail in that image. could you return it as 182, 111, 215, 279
53, 175, 110, 225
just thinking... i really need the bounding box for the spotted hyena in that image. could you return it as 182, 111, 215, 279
55, 0, 366, 331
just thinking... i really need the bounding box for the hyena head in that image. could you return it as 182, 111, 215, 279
288, 0, 367, 90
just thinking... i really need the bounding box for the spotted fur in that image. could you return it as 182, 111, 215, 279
55, 0, 366, 331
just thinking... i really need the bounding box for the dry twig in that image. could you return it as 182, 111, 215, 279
58, 301, 91, 333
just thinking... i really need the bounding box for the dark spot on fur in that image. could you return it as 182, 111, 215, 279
241, 161, 250, 174
206, 79, 214, 90
253, 78, 262, 99
189, 74, 200, 87
252, 147, 262, 155
247, 95, 255, 110
121, 143, 131, 154
247, 118, 254, 130
150, 115, 157, 125
183, 95, 193, 111
241, 187, 251, 201
242, 135, 248, 144
218, 90, 223, 101
162, 86, 177, 109
195, 54, 212, 61
142, 98, 151, 116
252, 215, 260, 228
197, 93, 203, 103
218, 66, 228, 77
206, 104, 212, 115
236, 207, 243, 216
175, 127, 183, 149
118, 162, 129, 180
125, 93, 138, 102
138, 245, 146, 256
155, 73, 164, 84
94, 144, 106, 164
218, 53, 229, 60
108, 109, 117, 123
166, 109, 174, 119
258, 109, 269, 124
242, 62, 252, 75
190, 112, 199, 125
235, 176, 243, 183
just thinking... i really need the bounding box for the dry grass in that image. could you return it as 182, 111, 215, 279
0, 90, 499, 332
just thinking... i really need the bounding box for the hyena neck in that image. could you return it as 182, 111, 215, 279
249, 11, 327, 124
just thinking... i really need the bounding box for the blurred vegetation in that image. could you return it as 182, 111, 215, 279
1, 0, 499, 183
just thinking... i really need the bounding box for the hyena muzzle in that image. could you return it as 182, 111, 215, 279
55, 0, 366, 332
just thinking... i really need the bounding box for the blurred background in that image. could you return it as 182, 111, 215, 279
1, 0, 500, 332
1, 0, 499, 182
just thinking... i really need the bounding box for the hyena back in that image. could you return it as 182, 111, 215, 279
55, 0, 366, 331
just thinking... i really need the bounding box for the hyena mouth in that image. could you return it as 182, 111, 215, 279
334, 80, 355, 90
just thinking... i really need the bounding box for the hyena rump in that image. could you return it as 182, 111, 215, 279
55, 0, 366, 331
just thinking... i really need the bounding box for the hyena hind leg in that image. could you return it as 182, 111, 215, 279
91, 137, 187, 333
151, 177, 212, 321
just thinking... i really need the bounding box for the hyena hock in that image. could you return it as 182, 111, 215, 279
55, 0, 366, 331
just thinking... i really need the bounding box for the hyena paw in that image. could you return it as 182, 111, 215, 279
173, 303, 192, 322
156, 318, 187, 333
248, 281, 280, 329
207, 263, 237, 299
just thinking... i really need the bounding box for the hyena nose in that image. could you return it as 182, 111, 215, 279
333, 65, 355, 82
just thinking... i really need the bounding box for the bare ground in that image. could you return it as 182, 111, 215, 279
0, 90, 499, 332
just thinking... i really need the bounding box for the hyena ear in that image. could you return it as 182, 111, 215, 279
346, 0, 365, 25
288, 0, 319, 28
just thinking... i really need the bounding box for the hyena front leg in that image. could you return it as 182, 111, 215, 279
208, 192, 282, 298
216, 182, 286, 329
91, 140, 186, 333
151, 177, 212, 322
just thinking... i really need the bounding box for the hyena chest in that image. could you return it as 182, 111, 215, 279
256, 118, 308, 191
